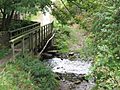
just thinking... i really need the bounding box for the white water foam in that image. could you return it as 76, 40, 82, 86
49, 58, 91, 75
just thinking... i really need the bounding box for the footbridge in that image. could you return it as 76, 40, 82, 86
9, 22, 55, 58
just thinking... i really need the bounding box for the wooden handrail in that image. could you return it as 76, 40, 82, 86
9, 23, 40, 39
10, 26, 40, 39
9, 23, 40, 33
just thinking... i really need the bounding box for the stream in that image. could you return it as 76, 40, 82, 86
43, 52, 95, 90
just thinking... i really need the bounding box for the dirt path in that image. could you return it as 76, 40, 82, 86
68, 24, 88, 52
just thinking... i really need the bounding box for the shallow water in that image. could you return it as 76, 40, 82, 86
48, 58, 91, 75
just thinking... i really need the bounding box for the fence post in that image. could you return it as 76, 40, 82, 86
11, 42, 15, 59
31, 33, 34, 52
22, 37, 25, 56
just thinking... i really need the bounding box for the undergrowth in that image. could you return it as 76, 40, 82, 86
0, 55, 59, 90
54, 22, 80, 53
54, 23, 71, 53
85, 2, 120, 90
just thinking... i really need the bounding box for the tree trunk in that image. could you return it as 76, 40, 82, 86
1, 13, 6, 30
5, 10, 14, 30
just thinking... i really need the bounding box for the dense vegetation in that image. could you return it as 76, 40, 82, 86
0, 55, 58, 90
0, 0, 120, 90
89, 2, 120, 89
53, 0, 120, 89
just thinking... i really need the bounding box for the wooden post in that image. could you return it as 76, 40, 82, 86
22, 37, 25, 56
11, 42, 15, 59
31, 33, 34, 51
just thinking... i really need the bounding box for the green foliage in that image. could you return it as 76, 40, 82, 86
87, 2, 120, 89
0, 0, 51, 14
0, 55, 59, 90
0, 0, 51, 30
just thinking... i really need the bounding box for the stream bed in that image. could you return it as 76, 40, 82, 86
46, 56, 95, 90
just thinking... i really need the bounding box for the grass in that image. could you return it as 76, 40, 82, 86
0, 49, 9, 60
0, 55, 59, 90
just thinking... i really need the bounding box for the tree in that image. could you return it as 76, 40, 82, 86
51, 0, 100, 29
0, 0, 51, 30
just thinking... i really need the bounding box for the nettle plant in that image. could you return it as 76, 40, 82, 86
90, 4, 120, 90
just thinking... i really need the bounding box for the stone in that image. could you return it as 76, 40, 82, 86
74, 80, 82, 84
41, 53, 53, 59
69, 52, 74, 56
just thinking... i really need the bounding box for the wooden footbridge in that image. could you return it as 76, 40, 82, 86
9, 22, 55, 58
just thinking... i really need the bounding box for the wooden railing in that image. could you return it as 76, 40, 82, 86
9, 22, 54, 59
9, 23, 40, 39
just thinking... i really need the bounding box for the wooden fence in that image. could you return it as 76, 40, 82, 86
9, 22, 54, 58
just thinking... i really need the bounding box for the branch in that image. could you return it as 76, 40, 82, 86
0, 8, 4, 14
60, 0, 72, 16
71, 1, 82, 9
38, 33, 55, 57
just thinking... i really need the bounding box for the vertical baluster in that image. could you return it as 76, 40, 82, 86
29, 34, 31, 52
43, 26, 45, 46
35, 30, 37, 49
31, 33, 34, 52
41, 27, 43, 47
51, 22, 54, 46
